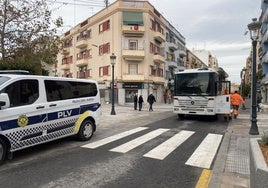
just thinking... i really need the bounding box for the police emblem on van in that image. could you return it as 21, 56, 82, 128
17, 115, 28, 127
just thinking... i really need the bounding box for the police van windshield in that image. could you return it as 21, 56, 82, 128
174, 72, 216, 96
0, 76, 10, 86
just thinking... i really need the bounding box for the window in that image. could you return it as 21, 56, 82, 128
63, 38, 72, 48
99, 20, 110, 33
45, 80, 97, 102
77, 50, 91, 60
151, 19, 163, 34
129, 40, 137, 50
99, 43, 110, 55
129, 64, 137, 74
62, 56, 73, 64
99, 66, 109, 76
1, 79, 39, 107
77, 30, 91, 41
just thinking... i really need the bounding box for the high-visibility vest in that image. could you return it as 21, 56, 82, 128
231, 93, 244, 106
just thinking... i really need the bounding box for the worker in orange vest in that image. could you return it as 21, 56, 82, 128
231, 91, 245, 119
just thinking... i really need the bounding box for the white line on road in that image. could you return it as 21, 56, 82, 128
81, 127, 149, 149
185, 133, 223, 169
110, 128, 169, 153
143, 130, 195, 160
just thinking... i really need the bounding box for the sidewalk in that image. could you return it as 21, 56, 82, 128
209, 101, 268, 188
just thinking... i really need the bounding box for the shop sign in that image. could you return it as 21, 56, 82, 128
123, 83, 144, 89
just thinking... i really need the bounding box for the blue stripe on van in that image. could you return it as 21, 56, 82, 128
0, 103, 100, 131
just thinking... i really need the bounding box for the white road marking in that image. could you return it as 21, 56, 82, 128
81, 127, 149, 149
143, 130, 195, 160
110, 128, 169, 153
185, 133, 223, 169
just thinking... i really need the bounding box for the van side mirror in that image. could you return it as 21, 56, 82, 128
0, 93, 10, 110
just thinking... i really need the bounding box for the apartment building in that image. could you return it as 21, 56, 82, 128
259, 0, 268, 103
56, 0, 186, 105
164, 19, 186, 98
185, 49, 208, 69
192, 49, 219, 69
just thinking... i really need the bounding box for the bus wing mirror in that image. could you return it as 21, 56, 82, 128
0, 93, 10, 110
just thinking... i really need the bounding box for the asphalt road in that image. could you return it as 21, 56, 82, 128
0, 115, 228, 188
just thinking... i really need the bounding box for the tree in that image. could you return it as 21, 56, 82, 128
0, 0, 62, 74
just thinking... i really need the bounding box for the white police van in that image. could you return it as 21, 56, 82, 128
0, 74, 101, 164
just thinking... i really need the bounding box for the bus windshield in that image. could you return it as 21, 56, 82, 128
174, 72, 216, 96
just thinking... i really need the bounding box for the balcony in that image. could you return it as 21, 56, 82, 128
167, 60, 177, 68
178, 50, 186, 57
122, 74, 145, 82
154, 32, 165, 43
168, 43, 177, 51
76, 39, 88, 49
122, 49, 145, 61
61, 63, 71, 70
76, 59, 89, 66
153, 54, 165, 64
152, 76, 165, 84
61, 48, 70, 55
122, 25, 145, 37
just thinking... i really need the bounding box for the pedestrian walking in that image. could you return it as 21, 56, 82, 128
134, 93, 138, 110
138, 94, 144, 111
257, 93, 262, 112
231, 90, 245, 119
163, 93, 168, 104
147, 92, 156, 111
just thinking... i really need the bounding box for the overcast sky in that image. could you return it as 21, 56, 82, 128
50, 0, 262, 84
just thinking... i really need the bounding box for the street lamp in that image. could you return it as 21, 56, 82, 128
110, 53, 116, 115
247, 18, 261, 135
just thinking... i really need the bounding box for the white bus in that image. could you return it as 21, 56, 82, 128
0, 74, 101, 164
173, 68, 231, 120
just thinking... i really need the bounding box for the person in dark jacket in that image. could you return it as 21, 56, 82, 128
147, 92, 156, 111
133, 93, 138, 110
138, 94, 144, 111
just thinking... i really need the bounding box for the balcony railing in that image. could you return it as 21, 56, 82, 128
153, 53, 165, 64
76, 59, 89, 66
76, 39, 88, 49
152, 76, 165, 84
122, 74, 145, 82
122, 49, 145, 61
61, 63, 71, 70
61, 48, 70, 55
154, 32, 165, 43
122, 25, 145, 37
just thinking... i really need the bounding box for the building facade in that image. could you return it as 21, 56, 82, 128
56, 0, 187, 105
192, 49, 219, 69
259, 0, 268, 103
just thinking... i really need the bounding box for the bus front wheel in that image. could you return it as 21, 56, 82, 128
178, 114, 185, 120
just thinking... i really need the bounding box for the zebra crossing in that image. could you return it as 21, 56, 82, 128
81, 127, 223, 169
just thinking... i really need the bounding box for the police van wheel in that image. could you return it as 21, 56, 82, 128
77, 120, 94, 141
0, 138, 7, 165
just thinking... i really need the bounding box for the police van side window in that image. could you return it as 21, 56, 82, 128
1, 79, 39, 107
45, 80, 97, 102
